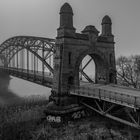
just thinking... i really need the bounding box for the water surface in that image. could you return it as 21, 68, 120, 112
0, 76, 51, 105
9, 76, 51, 98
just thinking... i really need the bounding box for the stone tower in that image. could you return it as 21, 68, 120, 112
51, 3, 116, 105
100, 15, 116, 83
51, 3, 77, 105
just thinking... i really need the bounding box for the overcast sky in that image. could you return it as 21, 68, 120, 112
0, 0, 140, 57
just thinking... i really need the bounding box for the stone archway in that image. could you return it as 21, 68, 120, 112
74, 48, 109, 86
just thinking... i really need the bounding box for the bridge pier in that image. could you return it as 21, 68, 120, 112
44, 91, 86, 125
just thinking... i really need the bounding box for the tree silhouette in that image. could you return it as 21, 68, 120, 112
116, 55, 140, 89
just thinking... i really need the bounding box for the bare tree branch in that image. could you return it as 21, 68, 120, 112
116, 55, 140, 89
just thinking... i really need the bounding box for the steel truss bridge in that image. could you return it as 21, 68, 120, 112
0, 36, 140, 129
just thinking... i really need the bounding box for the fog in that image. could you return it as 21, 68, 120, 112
0, 72, 51, 105
9, 76, 51, 98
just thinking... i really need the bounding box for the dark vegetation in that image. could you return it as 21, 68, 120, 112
0, 111, 131, 140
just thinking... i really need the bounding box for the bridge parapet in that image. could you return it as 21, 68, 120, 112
70, 84, 140, 109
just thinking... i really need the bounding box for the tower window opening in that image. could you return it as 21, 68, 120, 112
110, 53, 112, 64
68, 52, 71, 65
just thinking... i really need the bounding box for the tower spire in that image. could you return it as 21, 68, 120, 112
57, 3, 75, 37
101, 15, 112, 36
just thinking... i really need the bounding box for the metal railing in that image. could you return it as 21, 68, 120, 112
70, 85, 140, 109
0, 66, 53, 87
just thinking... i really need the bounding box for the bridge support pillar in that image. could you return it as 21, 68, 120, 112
44, 3, 85, 125
44, 90, 87, 125
44, 101, 86, 125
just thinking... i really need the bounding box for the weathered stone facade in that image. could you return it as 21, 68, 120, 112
52, 3, 116, 102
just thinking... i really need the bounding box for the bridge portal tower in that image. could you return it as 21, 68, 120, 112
46, 3, 116, 123
51, 3, 116, 105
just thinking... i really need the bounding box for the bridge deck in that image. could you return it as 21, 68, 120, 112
0, 67, 53, 87
80, 83, 140, 97
97, 84, 140, 97
70, 83, 140, 109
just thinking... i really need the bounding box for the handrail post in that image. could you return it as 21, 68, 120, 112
134, 96, 137, 110
99, 89, 101, 100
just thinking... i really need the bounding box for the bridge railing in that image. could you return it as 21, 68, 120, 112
0, 66, 53, 87
70, 85, 140, 109
0, 66, 52, 77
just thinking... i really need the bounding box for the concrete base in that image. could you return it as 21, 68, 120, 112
49, 90, 78, 106
43, 101, 86, 125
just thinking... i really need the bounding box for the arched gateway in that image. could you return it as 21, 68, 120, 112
50, 3, 116, 103
46, 3, 116, 122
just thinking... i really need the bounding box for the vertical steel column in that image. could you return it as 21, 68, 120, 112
22, 49, 25, 76
36, 50, 38, 73
42, 45, 45, 83
23, 49, 25, 70
22, 49, 25, 71
16, 47, 19, 74
27, 49, 29, 78
6, 48, 10, 74
34, 47, 36, 81
31, 53, 33, 72
21, 50, 23, 72
12, 47, 15, 68
49, 54, 51, 75
12, 55, 14, 67
8, 46, 11, 68
20, 50, 22, 70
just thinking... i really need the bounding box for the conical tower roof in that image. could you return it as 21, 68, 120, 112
102, 15, 112, 24
60, 3, 73, 14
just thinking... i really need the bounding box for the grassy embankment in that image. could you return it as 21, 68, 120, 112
0, 95, 134, 140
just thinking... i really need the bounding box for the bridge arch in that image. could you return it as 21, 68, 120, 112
0, 36, 55, 74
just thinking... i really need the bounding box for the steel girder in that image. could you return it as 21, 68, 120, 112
0, 36, 55, 74
81, 99, 140, 129
79, 57, 95, 83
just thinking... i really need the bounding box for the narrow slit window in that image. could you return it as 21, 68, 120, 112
110, 53, 112, 64
68, 52, 71, 65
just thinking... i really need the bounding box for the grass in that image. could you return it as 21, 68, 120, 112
0, 95, 49, 140
0, 94, 134, 140
0, 95, 48, 123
